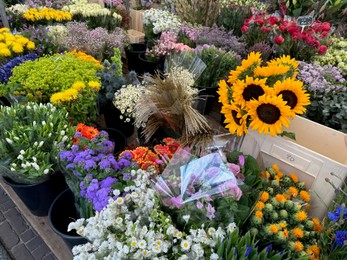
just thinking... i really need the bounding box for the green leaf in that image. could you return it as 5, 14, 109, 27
278, 131, 296, 140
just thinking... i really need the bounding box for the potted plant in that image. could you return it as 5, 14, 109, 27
0, 102, 74, 216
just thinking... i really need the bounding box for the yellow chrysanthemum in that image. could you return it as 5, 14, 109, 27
0, 28, 10, 33
72, 82, 86, 91
288, 186, 299, 197
50, 92, 65, 104
289, 173, 298, 183
293, 241, 304, 252
247, 94, 292, 136
232, 76, 270, 106
256, 201, 265, 210
228, 52, 262, 84
260, 191, 269, 202
217, 79, 231, 105
221, 102, 249, 136
88, 81, 101, 90
11, 43, 24, 54
272, 78, 310, 115
267, 55, 299, 78
292, 227, 304, 238
61, 88, 78, 101
26, 41, 35, 50
0, 48, 11, 57
255, 210, 263, 219
299, 190, 311, 202
295, 211, 307, 222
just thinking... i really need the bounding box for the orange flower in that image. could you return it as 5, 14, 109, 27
265, 171, 270, 179
283, 193, 291, 200
289, 173, 298, 183
299, 190, 311, 202
81, 126, 99, 139
312, 218, 323, 233
76, 123, 85, 133
260, 191, 269, 202
283, 229, 289, 238
140, 160, 158, 172
256, 201, 265, 210
293, 241, 304, 252
255, 211, 263, 219
269, 224, 279, 234
272, 164, 280, 173
277, 171, 284, 178
132, 147, 150, 161
309, 244, 320, 257
288, 186, 298, 197
274, 175, 281, 181
275, 194, 286, 203
154, 144, 170, 157
296, 211, 307, 222
292, 227, 304, 238
279, 222, 287, 229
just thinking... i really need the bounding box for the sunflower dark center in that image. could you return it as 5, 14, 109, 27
243, 84, 265, 101
279, 90, 297, 109
256, 104, 281, 124
231, 110, 241, 125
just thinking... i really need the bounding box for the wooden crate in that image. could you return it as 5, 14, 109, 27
127, 29, 145, 43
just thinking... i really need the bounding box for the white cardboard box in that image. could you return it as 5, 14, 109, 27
241, 116, 347, 219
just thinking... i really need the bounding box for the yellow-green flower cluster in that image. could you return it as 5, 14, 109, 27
249, 164, 321, 259
219, 0, 267, 9
0, 28, 35, 60
50, 81, 101, 124
23, 7, 73, 22
314, 37, 347, 76
62, 0, 111, 17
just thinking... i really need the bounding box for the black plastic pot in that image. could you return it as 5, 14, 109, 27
48, 188, 88, 250
100, 100, 135, 138
138, 52, 165, 76
125, 43, 147, 73
2, 172, 67, 216
194, 87, 218, 115
98, 127, 127, 155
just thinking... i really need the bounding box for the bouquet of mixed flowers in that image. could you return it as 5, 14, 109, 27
218, 52, 310, 137
58, 123, 136, 218
242, 14, 332, 61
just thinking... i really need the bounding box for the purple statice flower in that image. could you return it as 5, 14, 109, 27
328, 205, 347, 222
334, 231, 347, 246
0, 53, 39, 83
298, 62, 346, 94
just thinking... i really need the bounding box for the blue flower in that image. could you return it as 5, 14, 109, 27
265, 244, 272, 253
335, 231, 347, 246
328, 205, 347, 222
84, 160, 97, 171
244, 244, 253, 257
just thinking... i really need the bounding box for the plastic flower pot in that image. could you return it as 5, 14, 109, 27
48, 188, 88, 250
125, 43, 147, 74
194, 86, 219, 115
2, 171, 67, 216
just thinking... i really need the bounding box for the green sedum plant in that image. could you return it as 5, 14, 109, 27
0, 102, 74, 184
5, 52, 101, 103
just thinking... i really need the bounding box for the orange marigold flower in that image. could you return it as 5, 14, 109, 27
277, 171, 284, 178
293, 241, 304, 252
296, 211, 307, 222
310, 244, 320, 257
288, 186, 298, 197
255, 211, 263, 219
289, 173, 298, 183
275, 194, 286, 203
312, 218, 323, 233
292, 227, 304, 238
283, 229, 289, 238
260, 191, 269, 202
269, 224, 279, 234
256, 201, 265, 210
272, 164, 280, 173
299, 190, 311, 202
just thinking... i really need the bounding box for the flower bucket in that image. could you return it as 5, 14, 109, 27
138, 52, 165, 76
48, 188, 88, 250
193, 86, 218, 115
125, 43, 146, 73
98, 128, 127, 155
2, 171, 67, 216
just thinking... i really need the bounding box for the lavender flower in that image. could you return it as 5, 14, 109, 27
0, 53, 38, 83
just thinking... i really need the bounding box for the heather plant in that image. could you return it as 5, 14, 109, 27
248, 42, 273, 62
58, 22, 128, 61
5, 52, 101, 103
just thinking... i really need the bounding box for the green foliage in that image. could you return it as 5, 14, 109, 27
195, 46, 241, 88
111, 48, 123, 77
285, 0, 315, 17
5, 53, 101, 103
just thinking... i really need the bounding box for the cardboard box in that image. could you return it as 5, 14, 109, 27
127, 29, 145, 43
241, 116, 347, 219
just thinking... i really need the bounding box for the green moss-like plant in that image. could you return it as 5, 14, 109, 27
6, 52, 101, 103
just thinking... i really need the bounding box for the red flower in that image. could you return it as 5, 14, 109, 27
266, 16, 279, 25
244, 18, 251, 26
321, 22, 331, 32
274, 35, 284, 45
320, 31, 329, 38
260, 26, 271, 33
318, 45, 328, 55
287, 25, 299, 34
241, 25, 248, 32
255, 19, 264, 26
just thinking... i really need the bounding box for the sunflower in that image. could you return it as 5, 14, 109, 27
217, 79, 231, 105
267, 55, 299, 78
247, 95, 292, 136
232, 76, 269, 106
273, 78, 310, 115
221, 102, 248, 136
254, 64, 290, 78
228, 52, 262, 84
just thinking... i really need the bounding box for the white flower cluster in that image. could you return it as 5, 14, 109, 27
112, 12, 122, 22
143, 9, 181, 35
6, 4, 29, 14
68, 167, 237, 259
62, 0, 111, 17
47, 25, 68, 40
167, 66, 198, 97
113, 84, 145, 122
219, 0, 267, 10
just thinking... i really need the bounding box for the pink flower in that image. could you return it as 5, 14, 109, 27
274, 35, 284, 45
238, 155, 245, 167
227, 163, 240, 174
171, 196, 184, 209
206, 203, 215, 220
318, 45, 328, 55
241, 25, 248, 32
196, 201, 203, 209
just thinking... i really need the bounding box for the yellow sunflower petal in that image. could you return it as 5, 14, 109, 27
221, 102, 249, 136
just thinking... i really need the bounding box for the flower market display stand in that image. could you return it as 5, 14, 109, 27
243, 116, 347, 219
0, 181, 73, 259
127, 29, 145, 44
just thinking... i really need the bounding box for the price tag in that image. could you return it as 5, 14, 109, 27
297, 15, 314, 27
